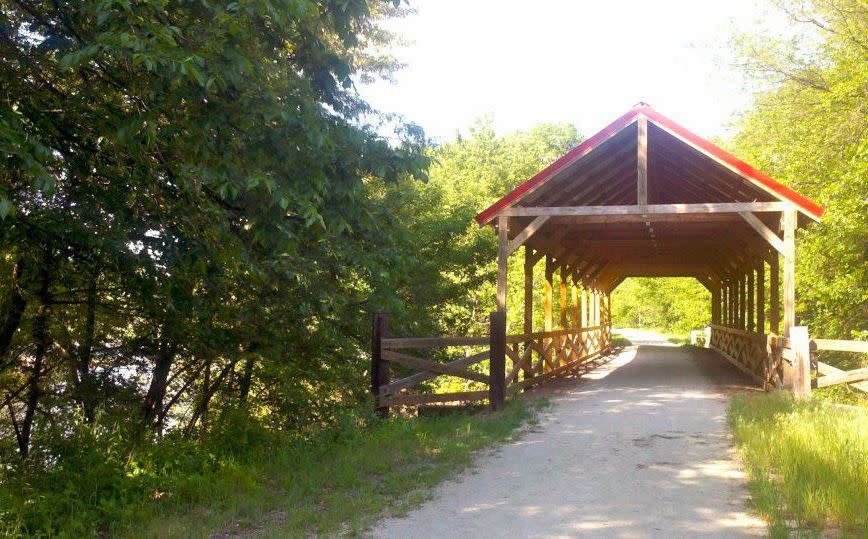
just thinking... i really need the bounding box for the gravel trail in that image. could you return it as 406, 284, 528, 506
371, 329, 766, 538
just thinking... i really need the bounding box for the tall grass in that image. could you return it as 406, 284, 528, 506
0, 399, 540, 537
728, 391, 868, 536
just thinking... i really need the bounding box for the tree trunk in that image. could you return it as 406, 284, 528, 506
0, 257, 28, 367
238, 356, 255, 404
75, 265, 98, 422
141, 328, 177, 431
18, 248, 52, 457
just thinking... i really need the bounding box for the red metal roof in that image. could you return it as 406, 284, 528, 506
475, 105, 824, 225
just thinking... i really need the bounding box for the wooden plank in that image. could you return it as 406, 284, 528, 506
769, 254, 779, 334
782, 209, 797, 335
382, 336, 489, 349
739, 212, 786, 255
372, 312, 391, 417
510, 346, 611, 391
379, 350, 490, 394
790, 326, 811, 398
817, 361, 868, 393
817, 367, 868, 388
709, 346, 766, 386
544, 256, 554, 367
508, 216, 549, 255
637, 116, 648, 204
505, 325, 604, 344
489, 311, 507, 411
502, 202, 789, 217
813, 339, 868, 353
747, 269, 755, 333
382, 350, 490, 384
379, 391, 489, 407
709, 324, 766, 342
524, 248, 534, 337
497, 215, 508, 312
756, 259, 765, 333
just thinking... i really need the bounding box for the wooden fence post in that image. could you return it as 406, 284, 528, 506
371, 312, 391, 417
489, 311, 506, 411
790, 326, 812, 398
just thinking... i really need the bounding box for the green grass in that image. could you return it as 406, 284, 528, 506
728, 391, 868, 536
120, 399, 543, 537
611, 332, 632, 346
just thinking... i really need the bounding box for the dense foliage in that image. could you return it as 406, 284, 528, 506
0, 0, 580, 527
727, 0, 867, 340
0, 0, 435, 533
611, 278, 710, 335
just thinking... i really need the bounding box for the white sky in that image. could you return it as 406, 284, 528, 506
362, 0, 779, 143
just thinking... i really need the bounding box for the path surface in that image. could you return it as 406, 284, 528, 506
372, 329, 766, 538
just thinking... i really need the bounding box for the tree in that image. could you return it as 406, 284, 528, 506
0, 0, 427, 457
728, 0, 867, 338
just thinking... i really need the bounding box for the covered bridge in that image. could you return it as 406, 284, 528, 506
371, 104, 866, 415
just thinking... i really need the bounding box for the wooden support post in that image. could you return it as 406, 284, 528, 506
371, 312, 391, 417
544, 256, 554, 332
757, 259, 765, 334
598, 290, 604, 327
747, 268, 755, 333
571, 283, 580, 328
496, 215, 508, 313
736, 278, 741, 328
544, 256, 554, 368
770, 254, 780, 335
729, 282, 735, 327
782, 209, 797, 336
737, 275, 744, 330
711, 286, 720, 325
581, 289, 588, 327
559, 269, 568, 329
790, 325, 811, 398
489, 311, 506, 411
523, 249, 535, 381
637, 116, 648, 204
523, 248, 534, 335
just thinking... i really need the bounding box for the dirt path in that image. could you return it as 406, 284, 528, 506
372, 329, 766, 538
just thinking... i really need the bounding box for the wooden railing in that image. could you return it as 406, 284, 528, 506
371, 311, 614, 414
775, 333, 868, 396
709, 324, 769, 385
710, 324, 867, 397
504, 325, 612, 391
372, 312, 498, 413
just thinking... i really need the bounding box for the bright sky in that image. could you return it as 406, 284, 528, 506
362, 0, 778, 143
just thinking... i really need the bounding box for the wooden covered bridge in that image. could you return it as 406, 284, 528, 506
371, 104, 866, 414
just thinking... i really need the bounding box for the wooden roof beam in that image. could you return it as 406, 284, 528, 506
501, 202, 790, 218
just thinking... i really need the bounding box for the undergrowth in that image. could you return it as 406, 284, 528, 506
0, 400, 541, 537
728, 391, 868, 536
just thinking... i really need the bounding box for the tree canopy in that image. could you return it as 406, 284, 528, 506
727, 0, 867, 339
0, 0, 865, 534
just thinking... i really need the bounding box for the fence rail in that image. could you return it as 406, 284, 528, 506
776, 334, 868, 394
505, 325, 611, 392
371, 311, 614, 414
709, 324, 868, 397
708, 324, 769, 385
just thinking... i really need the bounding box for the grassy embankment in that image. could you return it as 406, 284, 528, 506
729, 391, 867, 536
128, 399, 541, 537
0, 399, 542, 537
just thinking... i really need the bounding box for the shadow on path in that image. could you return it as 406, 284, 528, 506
372, 329, 765, 538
